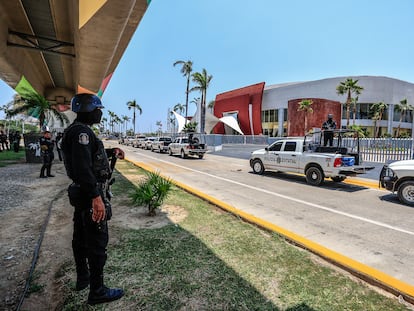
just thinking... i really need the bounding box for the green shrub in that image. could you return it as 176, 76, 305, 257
130, 171, 172, 216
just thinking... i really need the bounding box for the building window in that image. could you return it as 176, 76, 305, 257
342, 103, 389, 120
393, 107, 413, 123
261, 108, 287, 137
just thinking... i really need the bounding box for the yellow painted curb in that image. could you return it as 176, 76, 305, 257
123, 157, 414, 303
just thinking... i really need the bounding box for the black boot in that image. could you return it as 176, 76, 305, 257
46, 164, 54, 177
87, 286, 124, 305
40, 166, 47, 178
88, 274, 124, 305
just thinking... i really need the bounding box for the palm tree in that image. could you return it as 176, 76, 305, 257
191, 69, 213, 133
127, 99, 142, 134
173, 103, 185, 115
101, 117, 108, 133
297, 99, 313, 134
395, 98, 413, 137
108, 110, 116, 133
351, 96, 359, 125
122, 115, 131, 135
7, 89, 69, 130
336, 78, 364, 128
113, 115, 122, 134
156, 120, 162, 134
173, 60, 193, 122
207, 100, 215, 112
370, 101, 388, 138
169, 112, 176, 133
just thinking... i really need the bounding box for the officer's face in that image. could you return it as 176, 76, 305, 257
90, 108, 103, 124
44, 132, 51, 139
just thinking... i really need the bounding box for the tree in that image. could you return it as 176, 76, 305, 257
207, 100, 215, 112
336, 78, 364, 128
101, 117, 108, 133
173, 60, 193, 122
122, 115, 131, 135
297, 99, 313, 134
182, 121, 198, 133
156, 120, 162, 134
191, 69, 213, 133
173, 103, 185, 115
7, 89, 69, 130
370, 101, 388, 138
127, 99, 142, 134
108, 110, 116, 133
351, 96, 359, 125
395, 98, 413, 137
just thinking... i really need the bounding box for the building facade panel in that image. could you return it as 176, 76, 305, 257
287, 98, 341, 136
214, 82, 265, 135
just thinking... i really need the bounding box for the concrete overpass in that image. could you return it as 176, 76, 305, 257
0, 0, 149, 108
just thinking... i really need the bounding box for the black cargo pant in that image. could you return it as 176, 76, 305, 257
68, 184, 109, 292
40, 152, 54, 177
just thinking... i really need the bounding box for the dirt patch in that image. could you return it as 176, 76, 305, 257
0, 162, 188, 311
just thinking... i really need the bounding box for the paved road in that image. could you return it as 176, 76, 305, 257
106, 141, 414, 300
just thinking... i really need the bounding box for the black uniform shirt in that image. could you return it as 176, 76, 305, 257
39, 136, 54, 154
62, 122, 100, 199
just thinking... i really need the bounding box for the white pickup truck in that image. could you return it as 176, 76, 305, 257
249, 135, 372, 186
379, 160, 414, 206
168, 135, 207, 159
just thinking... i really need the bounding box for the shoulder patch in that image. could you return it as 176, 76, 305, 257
78, 133, 90, 145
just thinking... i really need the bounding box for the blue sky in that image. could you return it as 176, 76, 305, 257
1, 0, 414, 133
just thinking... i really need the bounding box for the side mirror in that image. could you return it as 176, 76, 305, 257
265, 147, 269, 151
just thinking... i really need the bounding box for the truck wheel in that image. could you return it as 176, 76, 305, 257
180, 149, 187, 159
397, 181, 414, 206
151, 146, 154, 152
306, 166, 324, 186
331, 176, 346, 182
198, 154, 204, 159
252, 159, 265, 175
168, 148, 173, 156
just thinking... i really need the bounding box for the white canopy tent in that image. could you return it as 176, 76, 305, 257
171, 111, 187, 133
172, 110, 244, 135
218, 115, 244, 135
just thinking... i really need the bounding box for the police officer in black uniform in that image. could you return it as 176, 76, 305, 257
39, 127, 55, 178
322, 113, 337, 146
61, 93, 125, 305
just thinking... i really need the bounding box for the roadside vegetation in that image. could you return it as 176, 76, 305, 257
58, 160, 409, 310
0, 149, 25, 167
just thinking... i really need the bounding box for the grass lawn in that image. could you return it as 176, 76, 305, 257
59, 160, 410, 310
0, 149, 26, 167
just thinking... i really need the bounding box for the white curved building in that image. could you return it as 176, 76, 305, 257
262, 76, 414, 137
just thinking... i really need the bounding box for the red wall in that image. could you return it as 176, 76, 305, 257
288, 98, 341, 136
213, 82, 265, 135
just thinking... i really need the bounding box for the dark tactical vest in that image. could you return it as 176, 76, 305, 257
62, 122, 111, 182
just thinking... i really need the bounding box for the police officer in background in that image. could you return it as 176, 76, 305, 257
322, 113, 337, 146
61, 93, 125, 305
39, 127, 55, 178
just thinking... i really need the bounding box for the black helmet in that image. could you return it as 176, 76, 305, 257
71, 93, 104, 113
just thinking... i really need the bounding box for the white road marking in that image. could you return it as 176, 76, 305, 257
130, 149, 414, 236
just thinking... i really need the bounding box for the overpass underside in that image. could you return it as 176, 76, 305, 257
0, 0, 149, 107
